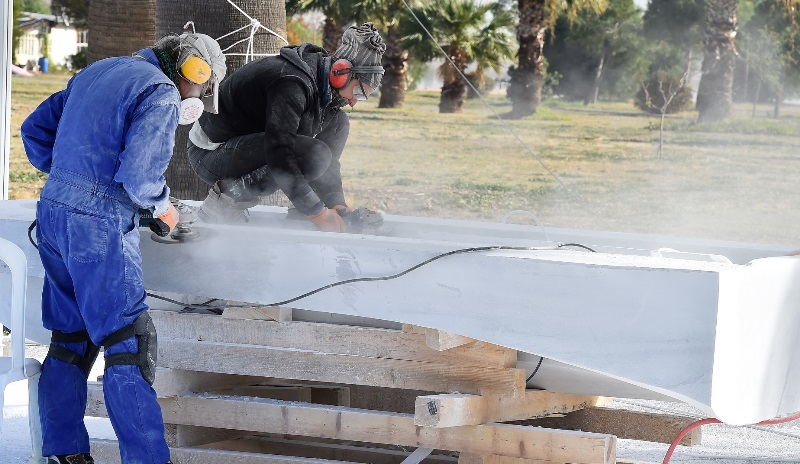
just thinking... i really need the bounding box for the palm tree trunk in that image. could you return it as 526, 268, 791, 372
88, 0, 156, 64
438, 49, 466, 113
322, 15, 342, 54
506, 0, 546, 119
157, 0, 286, 200
696, 0, 738, 123
378, 23, 407, 109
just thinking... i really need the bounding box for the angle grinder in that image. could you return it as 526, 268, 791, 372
139, 197, 202, 244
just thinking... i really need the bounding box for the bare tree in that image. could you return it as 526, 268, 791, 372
642, 64, 690, 160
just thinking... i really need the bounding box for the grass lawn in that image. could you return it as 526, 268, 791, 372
8, 73, 800, 245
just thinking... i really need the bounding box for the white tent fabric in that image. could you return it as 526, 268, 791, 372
1, 0, 12, 200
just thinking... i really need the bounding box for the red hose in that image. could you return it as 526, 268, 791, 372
662, 411, 800, 464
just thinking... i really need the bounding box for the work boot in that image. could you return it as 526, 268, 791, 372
46, 454, 94, 464
198, 183, 255, 224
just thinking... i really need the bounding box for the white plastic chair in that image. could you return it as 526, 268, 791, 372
0, 237, 43, 461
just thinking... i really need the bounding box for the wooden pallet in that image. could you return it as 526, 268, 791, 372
85, 308, 699, 464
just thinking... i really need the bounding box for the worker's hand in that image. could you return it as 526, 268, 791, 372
307, 207, 347, 232
150, 202, 179, 237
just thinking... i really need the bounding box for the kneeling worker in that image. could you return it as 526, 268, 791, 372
188, 22, 386, 232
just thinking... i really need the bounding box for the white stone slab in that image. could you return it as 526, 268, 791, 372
0, 198, 797, 425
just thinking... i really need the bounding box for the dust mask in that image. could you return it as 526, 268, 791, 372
178, 97, 204, 125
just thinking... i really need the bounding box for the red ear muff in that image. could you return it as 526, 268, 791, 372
330, 59, 353, 90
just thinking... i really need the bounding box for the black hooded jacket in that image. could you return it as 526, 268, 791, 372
196, 43, 346, 213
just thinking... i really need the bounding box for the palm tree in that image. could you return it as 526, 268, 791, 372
287, 0, 356, 53
506, 0, 607, 119
349, 0, 411, 108
87, 0, 156, 64
157, 0, 287, 200
695, 0, 739, 122
403, 0, 515, 113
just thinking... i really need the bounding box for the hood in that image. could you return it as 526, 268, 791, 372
279, 43, 331, 107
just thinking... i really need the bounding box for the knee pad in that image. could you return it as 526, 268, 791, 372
47, 329, 101, 379
101, 312, 157, 386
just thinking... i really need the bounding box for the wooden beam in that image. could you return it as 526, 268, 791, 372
152, 311, 516, 368
154, 393, 615, 462
208, 384, 350, 407
457, 453, 655, 464
90, 438, 363, 464
223, 303, 293, 322
527, 407, 701, 446
204, 435, 459, 464
158, 339, 527, 397
415, 392, 608, 427
153, 369, 268, 397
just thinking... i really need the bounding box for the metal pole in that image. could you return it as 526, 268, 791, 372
0, 0, 12, 200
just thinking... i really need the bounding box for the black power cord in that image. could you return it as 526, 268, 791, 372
163, 243, 595, 312
28, 219, 597, 314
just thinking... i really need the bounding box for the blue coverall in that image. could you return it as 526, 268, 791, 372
21, 48, 179, 464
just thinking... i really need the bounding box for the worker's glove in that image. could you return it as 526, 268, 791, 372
337, 207, 384, 232
306, 207, 347, 232
150, 202, 179, 237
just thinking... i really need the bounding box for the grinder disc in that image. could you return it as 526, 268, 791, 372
151, 225, 202, 244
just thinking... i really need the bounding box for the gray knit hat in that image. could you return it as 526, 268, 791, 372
333, 22, 386, 90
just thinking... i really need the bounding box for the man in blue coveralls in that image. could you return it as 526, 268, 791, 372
20, 31, 226, 464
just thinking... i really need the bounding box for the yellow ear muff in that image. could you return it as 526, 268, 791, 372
180, 56, 211, 85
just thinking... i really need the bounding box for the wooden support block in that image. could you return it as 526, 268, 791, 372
416, 394, 487, 428
527, 406, 701, 446
158, 338, 527, 397
223, 303, 292, 322
425, 328, 475, 351
155, 393, 615, 463
402, 324, 427, 334
205, 435, 458, 464
416, 391, 608, 427
153, 311, 516, 368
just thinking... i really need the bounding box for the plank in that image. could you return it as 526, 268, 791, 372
154, 393, 615, 462
457, 453, 655, 464
223, 303, 293, 322
415, 392, 607, 427
152, 311, 516, 368
527, 407, 701, 446
205, 435, 458, 464
90, 438, 362, 464
152, 369, 268, 397
208, 384, 350, 406
158, 339, 527, 397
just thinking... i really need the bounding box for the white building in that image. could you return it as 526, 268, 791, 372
16, 12, 87, 70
